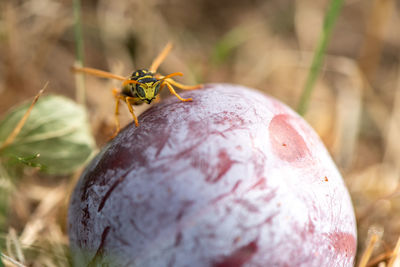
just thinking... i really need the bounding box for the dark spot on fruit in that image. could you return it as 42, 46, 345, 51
260, 189, 277, 203
175, 232, 183, 246
246, 178, 266, 192
88, 226, 111, 267
211, 180, 242, 204
81, 205, 90, 228
213, 240, 258, 267
233, 198, 259, 213
98, 173, 129, 212
307, 219, 315, 235
129, 219, 147, 237
326, 232, 356, 256
176, 201, 194, 221
233, 236, 241, 244
206, 150, 239, 183
80, 146, 147, 202
269, 114, 310, 163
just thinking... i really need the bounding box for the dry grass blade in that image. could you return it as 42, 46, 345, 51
0, 83, 47, 152
388, 236, 400, 267
367, 251, 393, 267
0, 253, 26, 267
359, 234, 379, 267
8, 229, 24, 265
357, 0, 395, 79
19, 183, 67, 247
382, 67, 400, 174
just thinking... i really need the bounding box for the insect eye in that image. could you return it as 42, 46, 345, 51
136, 86, 146, 98
154, 83, 161, 95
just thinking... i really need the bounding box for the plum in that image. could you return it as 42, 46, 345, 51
68, 84, 357, 266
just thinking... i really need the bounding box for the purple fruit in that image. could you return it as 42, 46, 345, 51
68, 84, 357, 266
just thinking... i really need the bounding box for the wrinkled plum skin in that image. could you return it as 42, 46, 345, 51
68, 84, 357, 267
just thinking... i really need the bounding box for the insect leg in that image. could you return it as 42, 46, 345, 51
164, 82, 193, 102
125, 96, 140, 127
149, 42, 173, 73
112, 88, 122, 135
122, 79, 142, 87
154, 94, 161, 104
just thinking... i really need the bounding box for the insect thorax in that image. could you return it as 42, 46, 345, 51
131, 69, 154, 80
121, 69, 158, 97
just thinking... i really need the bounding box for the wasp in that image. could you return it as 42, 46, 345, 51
73, 43, 202, 136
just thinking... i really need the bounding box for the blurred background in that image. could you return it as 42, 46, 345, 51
0, 0, 400, 265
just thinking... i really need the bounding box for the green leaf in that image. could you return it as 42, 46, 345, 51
0, 252, 4, 267
0, 95, 96, 175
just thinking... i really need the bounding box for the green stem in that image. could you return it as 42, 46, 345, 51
73, 0, 86, 105
297, 0, 344, 116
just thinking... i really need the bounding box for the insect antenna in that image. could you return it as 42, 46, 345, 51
149, 42, 173, 73
72, 66, 127, 81
122, 79, 143, 86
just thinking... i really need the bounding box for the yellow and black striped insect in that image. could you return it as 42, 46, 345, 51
73, 43, 202, 136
